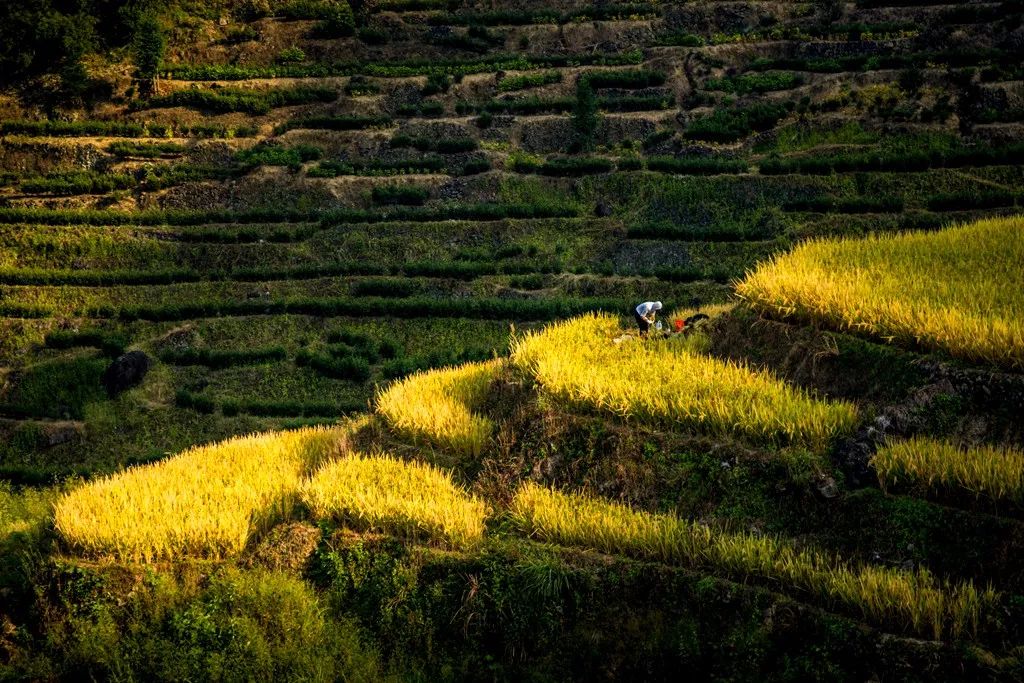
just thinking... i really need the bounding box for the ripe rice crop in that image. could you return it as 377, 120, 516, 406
301, 454, 486, 548
873, 437, 1024, 505
54, 426, 346, 562
376, 359, 502, 457
735, 216, 1024, 370
511, 483, 995, 640
511, 314, 857, 449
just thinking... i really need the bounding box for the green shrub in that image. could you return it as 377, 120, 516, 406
1, 357, 108, 420
685, 103, 790, 142
389, 134, 477, 153
20, 172, 136, 195
276, 115, 392, 133
497, 71, 561, 91
371, 185, 430, 205
131, 13, 164, 88
158, 347, 287, 368
705, 71, 803, 94
236, 143, 323, 169
107, 141, 185, 158
584, 69, 666, 89
296, 351, 371, 382
277, 46, 306, 64
44, 330, 127, 357
646, 156, 748, 175
572, 78, 599, 152
145, 86, 337, 115
783, 196, 906, 214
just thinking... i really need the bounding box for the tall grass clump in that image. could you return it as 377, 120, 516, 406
302, 454, 486, 548
376, 359, 502, 457
736, 216, 1024, 370
511, 483, 995, 640
511, 314, 856, 449
873, 437, 1024, 506
54, 426, 346, 562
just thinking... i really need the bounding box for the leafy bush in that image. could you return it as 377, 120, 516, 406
760, 142, 1024, 175
107, 141, 185, 158
20, 172, 136, 195
145, 86, 337, 115
646, 156, 747, 175
159, 347, 286, 368
371, 185, 430, 205
511, 155, 615, 176
164, 50, 644, 80
685, 103, 790, 142
705, 71, 803, 94
276, 114, 392, 133
926, 191, 1020, 211
784, 196, 905, 213
45, 330, 127, 357
389, 134, 477, 153
296, 351, 371, 381
497, 71, 561, 91
277, 46, 307, 64
584, 69, 666, 89
236, 143, 323, 169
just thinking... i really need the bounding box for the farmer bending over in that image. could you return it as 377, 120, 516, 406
634, 300, 662, 336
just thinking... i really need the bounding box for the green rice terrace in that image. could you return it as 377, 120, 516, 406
1, 0, 1023, 680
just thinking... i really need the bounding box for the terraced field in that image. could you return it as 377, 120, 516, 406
1, 0, 1024, 679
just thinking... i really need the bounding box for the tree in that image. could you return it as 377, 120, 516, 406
132, 12, 164, 97
571, 76, 599, 152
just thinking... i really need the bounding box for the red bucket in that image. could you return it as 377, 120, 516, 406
673, 319, 684, 332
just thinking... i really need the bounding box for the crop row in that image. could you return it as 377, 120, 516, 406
0, 202, 577, 226
761, 143, 1024, 175
0, 120, 257, 138
143, 86, 337, 115
163, 50, 644, 80
175, 390, 363, 417
455, 93, 674, 115
74, 296, 632, 323
426, 4, 658, 27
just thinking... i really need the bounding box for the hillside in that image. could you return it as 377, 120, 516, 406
1, 0, 1024, 680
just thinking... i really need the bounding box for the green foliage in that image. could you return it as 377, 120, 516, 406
646, 156, 748, 175
497, 71, 561, 92
584, 69, 666, 89
164, 50, 644, 80
276, 114, 392, 133
509, 155, 615, 176
760, 141, 1024, 174
685, 103, 790, 142
20, 171, 136, 195
705, 71, 803, 94
572, 78, 599, 152
145, 86, 337, 115
107, 140, 185, 158
1, 356, 108, 420
296, 350, 372, 382
0, 119, 256, 138
159, 347, 287, 368
131, 12, 165, 86
236, 143, 323, 169
45, 329, 127, 357
371, 185, 430, 205
389, 134, 477, 153
277, 46, 307, 64
34, 568, 391, 681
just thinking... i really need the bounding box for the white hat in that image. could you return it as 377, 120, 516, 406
653, 301, 663, 310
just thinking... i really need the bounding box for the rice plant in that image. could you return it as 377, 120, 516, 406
54, 426, 347, 562
302, 453, 486, 548
511, 483, 995, 640
873, 437, 1024, 505
376, 359, 501, 457
510, 314, 857, 449
736, 216, 1024, 370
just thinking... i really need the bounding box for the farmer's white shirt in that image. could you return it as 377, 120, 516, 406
636, 301, 660, 317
